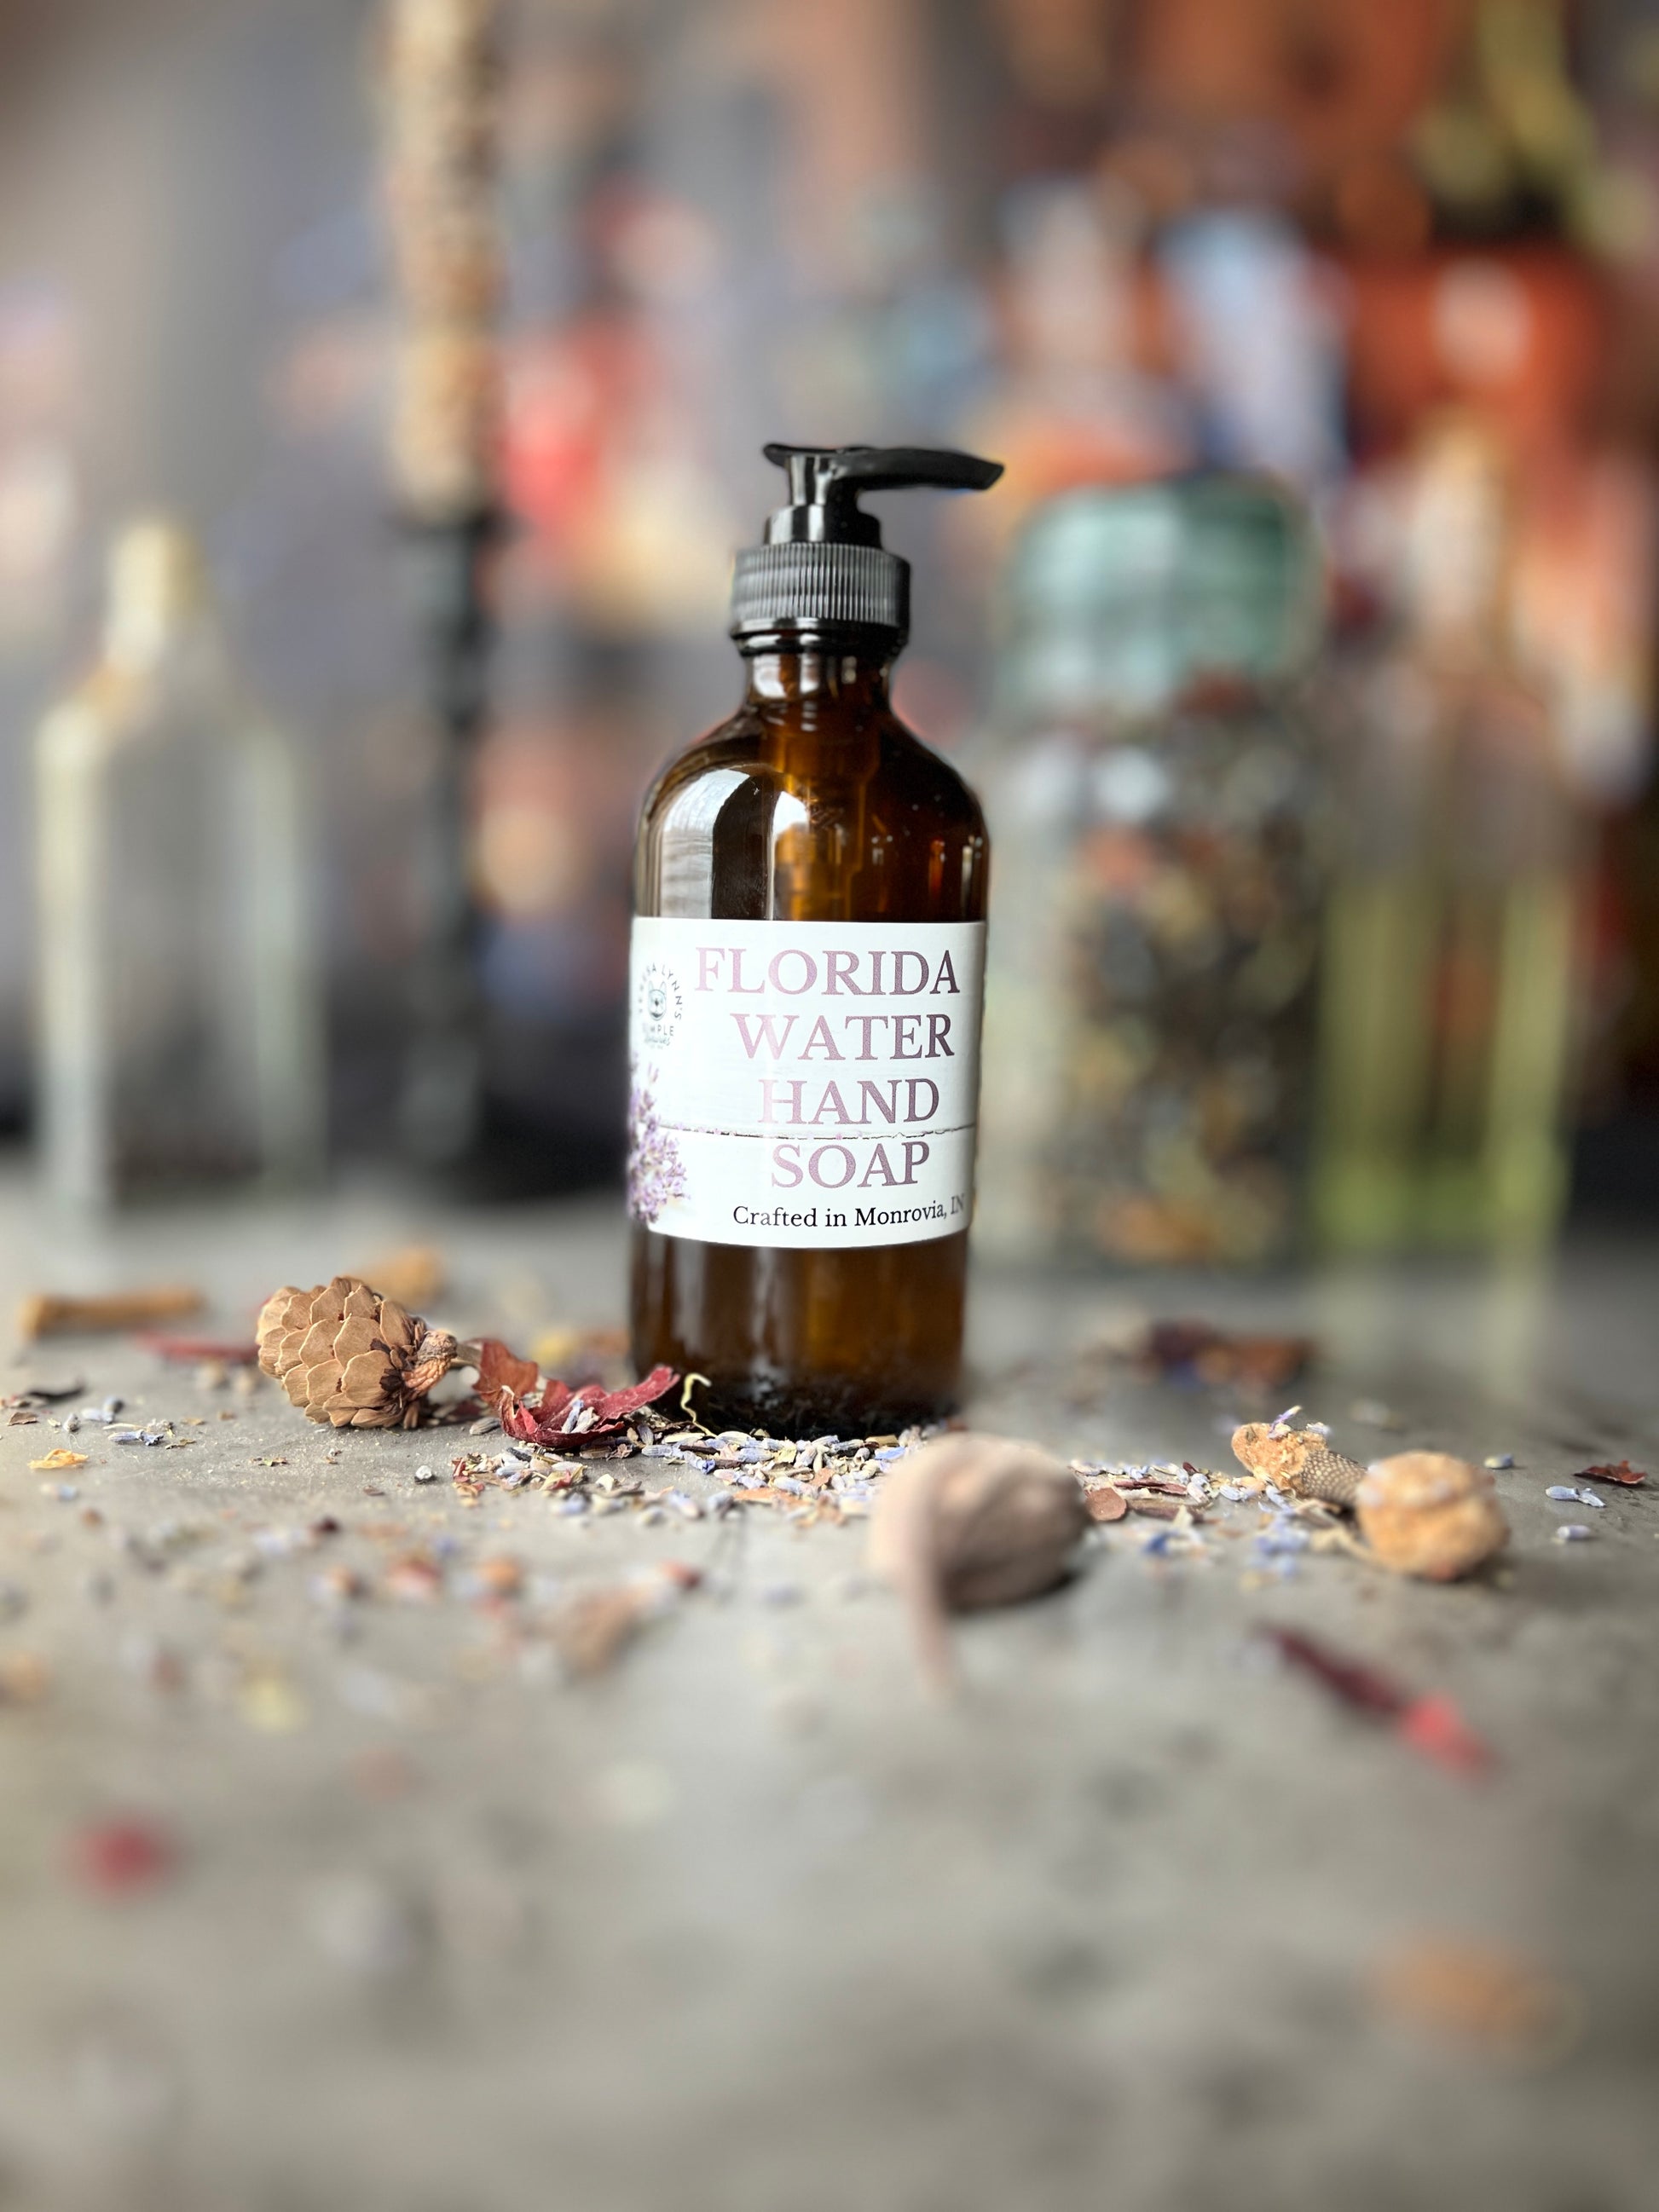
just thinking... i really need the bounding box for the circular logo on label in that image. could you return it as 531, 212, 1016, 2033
638, 962, 684, 1047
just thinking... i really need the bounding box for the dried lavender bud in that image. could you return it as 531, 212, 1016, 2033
1356, 1451, 1508, 1581
1231, 1422, 1366, 1507
869, 1435, 1089, 1688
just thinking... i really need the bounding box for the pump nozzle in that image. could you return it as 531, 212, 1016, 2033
733, 441, 1003, 641
760, 444, 1004, 546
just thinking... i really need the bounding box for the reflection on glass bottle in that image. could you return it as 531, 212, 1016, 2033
973, 476, 1327, 1266
1315, 419, 1587, 1255
35, 518, 323, 1204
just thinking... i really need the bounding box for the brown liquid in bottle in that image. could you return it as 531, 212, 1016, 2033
629, 633, 988, 1433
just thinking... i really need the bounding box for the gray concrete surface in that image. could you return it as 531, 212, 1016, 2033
0, 1168, 1656, 2212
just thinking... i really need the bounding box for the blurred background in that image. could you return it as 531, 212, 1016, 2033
5, 0, 1659, 1257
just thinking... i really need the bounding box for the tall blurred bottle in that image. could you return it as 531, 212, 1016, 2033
34, 518, 323, 1205
1315, 419, 1587, 1254
972, 476, 1327, 1266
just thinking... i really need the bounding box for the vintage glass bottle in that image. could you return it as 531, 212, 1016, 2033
34, 517, 323, 1205
1315, 419, 1589, 1254
627, 444, 1003, 1433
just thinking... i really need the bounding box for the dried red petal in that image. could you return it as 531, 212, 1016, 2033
1266, 1628, 1494, 1779
69, 1817, 176, 1896
501, 1365, 679, 1447
473, 1337, 539, 1400
1396, 1693, 1495, 1776
1266, 1626, 1407, 1716
1575, 1459, 1646, 1487
589, 1366, 679, 1422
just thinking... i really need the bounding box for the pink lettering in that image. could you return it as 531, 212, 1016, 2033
808, 1144, 857, 1189
759, 1078, 806, 1123
732, 1013, 798, 1059
824, 950, 862, 996
799, 1015, 844, 1060
769, 948, 818, 995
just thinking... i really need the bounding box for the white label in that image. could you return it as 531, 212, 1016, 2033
627, 918, 986, 1249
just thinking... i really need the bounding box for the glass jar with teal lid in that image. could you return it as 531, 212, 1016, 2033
970, 472, 1327, 1265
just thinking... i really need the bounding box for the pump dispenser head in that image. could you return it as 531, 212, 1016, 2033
730, 442, 1003, 644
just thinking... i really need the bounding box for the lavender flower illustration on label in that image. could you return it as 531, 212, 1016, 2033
627, 1069, 689, 1226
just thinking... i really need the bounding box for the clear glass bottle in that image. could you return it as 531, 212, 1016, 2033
971, 475, 1326, 1266
1315, 419, 1588, 1254
34, 517, 323, 1204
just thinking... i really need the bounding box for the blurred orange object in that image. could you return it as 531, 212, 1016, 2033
1131, 0, 1456, 179
1342, 246, 1609, 458
1371, 1935, 1580, 2063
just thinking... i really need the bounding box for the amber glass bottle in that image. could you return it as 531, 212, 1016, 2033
627, 445, 1002, 1433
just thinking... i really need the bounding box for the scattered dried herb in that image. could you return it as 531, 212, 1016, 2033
0, 1652, 50, 1704
1082, 1483, 1128, 1522
1370, 1937, 1578, 2063
2, 1380, 85, 1408
1136, 1321, 1315, 1391
552, 1585, 654, 1677
384, 1554, 443, 1603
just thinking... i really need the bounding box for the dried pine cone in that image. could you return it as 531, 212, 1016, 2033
256, 1276, 462, 1429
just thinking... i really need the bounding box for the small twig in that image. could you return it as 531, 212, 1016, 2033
19, 1288, 205, 1342
678, 1372, 714, 1434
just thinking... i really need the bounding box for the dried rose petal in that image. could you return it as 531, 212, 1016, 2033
69, 1818, 176, 1897
1575, 1459, 1646, 1487
500, 1365, 678, 1447
473, 1337, 538, 1400
1396, 1693, 1494, 1776
1267, 1626, 1406, 1715
1264, 1627, 1494, 1778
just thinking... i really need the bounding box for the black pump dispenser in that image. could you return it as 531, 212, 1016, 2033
730, 442, 1003, 644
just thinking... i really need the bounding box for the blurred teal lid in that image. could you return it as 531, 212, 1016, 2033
998, 473, 1322, 715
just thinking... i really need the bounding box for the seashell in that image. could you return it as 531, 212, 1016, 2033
1356, 1451, 1508, 1581
870, 1434, 1089, 1687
